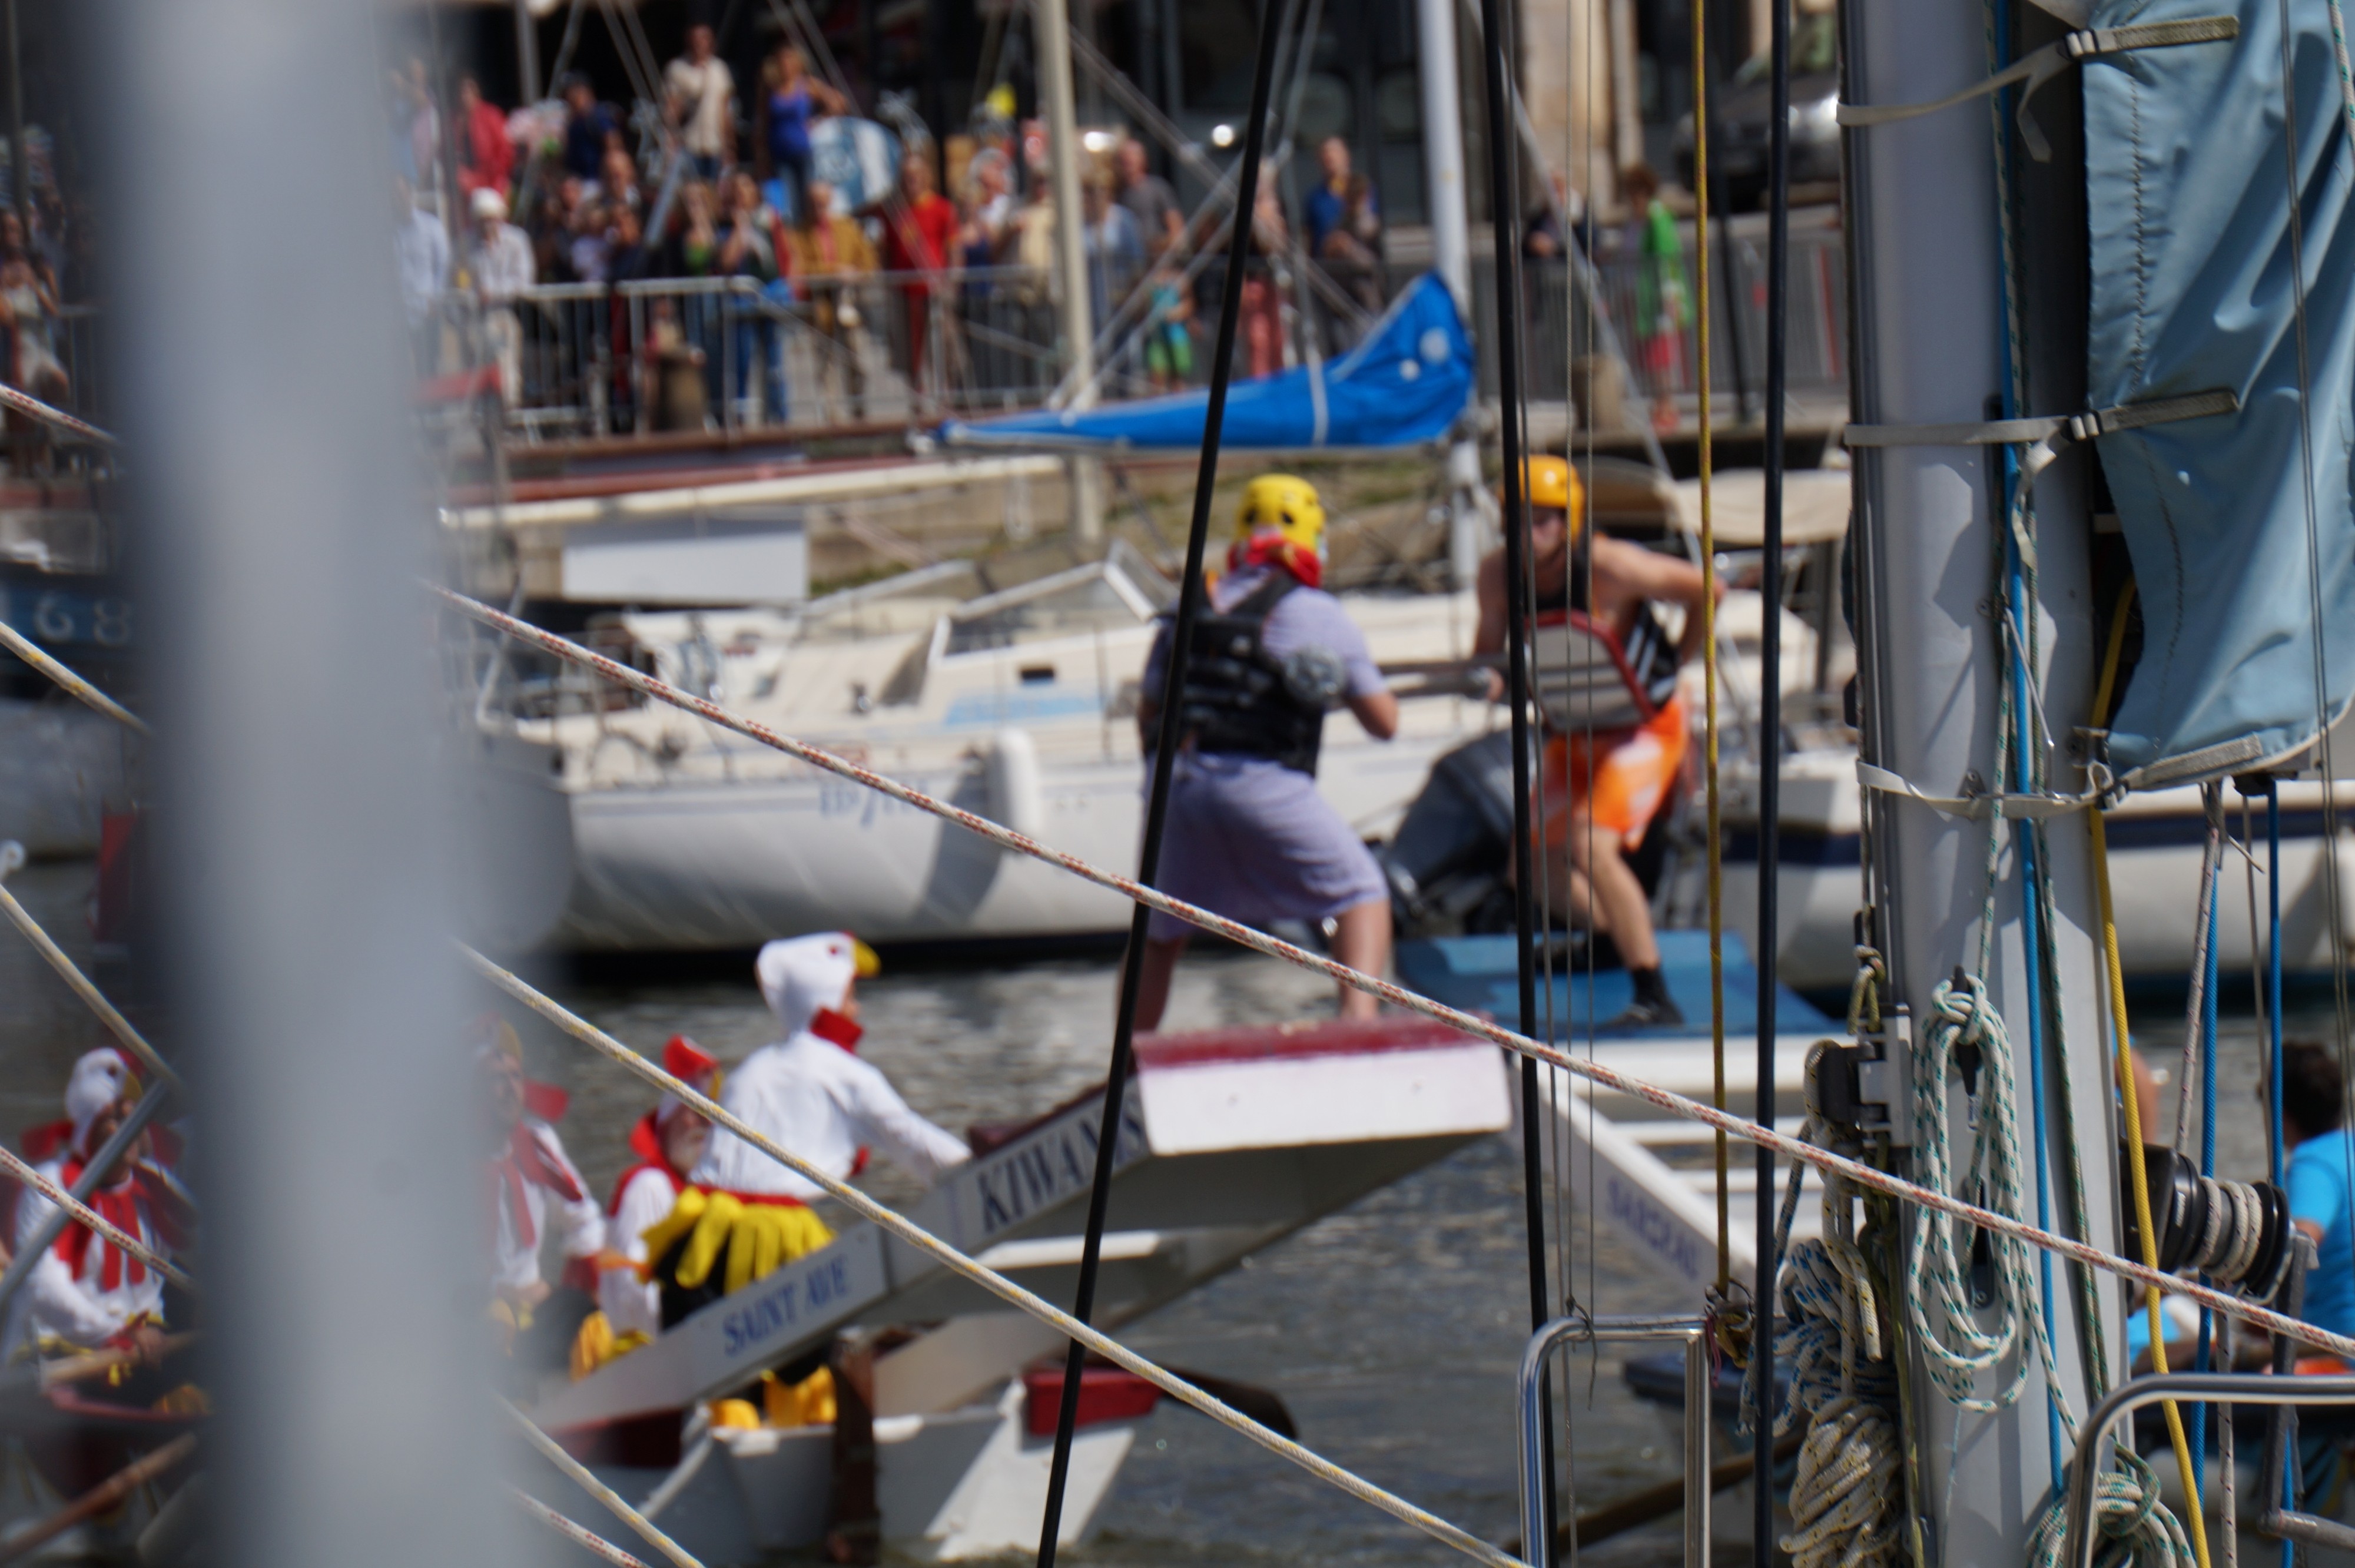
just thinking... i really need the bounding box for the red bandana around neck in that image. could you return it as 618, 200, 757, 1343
490, 1123, 584, 1250
53, 1159, 181, 1292
1226, 533, 1322, 589
809, 1007, 864, 1053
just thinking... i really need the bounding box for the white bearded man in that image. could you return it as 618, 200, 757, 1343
633, 935, 970, 1330
5, 1049, 189, 1372
587, 1036, 720, 1354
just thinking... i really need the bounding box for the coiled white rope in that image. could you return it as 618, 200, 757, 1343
1752, 1048, 1904, 1568
1776, 1235, 1903, 1568
1908, 973, 2071, 1424
2025, 1446, 2197, 1568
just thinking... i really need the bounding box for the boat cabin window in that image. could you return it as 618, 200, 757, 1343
940, 547, 1168, 658
793, 560, 983, 644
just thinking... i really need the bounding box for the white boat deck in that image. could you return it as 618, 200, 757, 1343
1531, 1036, 1833, 1297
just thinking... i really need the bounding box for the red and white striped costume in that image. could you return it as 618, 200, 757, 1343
4, 1049, 185, 1360
489, 1116, 601, 1298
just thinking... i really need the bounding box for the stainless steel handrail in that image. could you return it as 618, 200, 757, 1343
2061, 1372, 2355, 1568
1520, 1313, 1713, 1568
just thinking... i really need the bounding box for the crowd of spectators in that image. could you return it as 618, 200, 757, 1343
389, 34, 1397, 433
0, 131, 97, 440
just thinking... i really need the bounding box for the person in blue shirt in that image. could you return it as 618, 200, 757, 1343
1302, 138, 1369, 255
560, 75, 622, 183
2281, 1040, 2355, 1346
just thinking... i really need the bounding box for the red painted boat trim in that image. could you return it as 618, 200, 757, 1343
1132, 1015, 1482, 1069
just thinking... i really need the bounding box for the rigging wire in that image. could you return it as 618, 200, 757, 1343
1694, 0, 1731, 1305
2273, 0, 2355, 1536
2190, 788, 2221, 1500
1753, 0, 1793, 1549
2240, 787, 2269, 1155
1472, 0, 1561, 1537
2091, 582, 2214, 1568
1026, 0, 1291, 1557
1980, 0, 2073, 1486
2277, 0, 2355, 1447
2267, 783, 2285, 1191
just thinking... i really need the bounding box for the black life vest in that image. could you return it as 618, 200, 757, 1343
1550, 536, 1683, 711
1166, 574, 1332, 775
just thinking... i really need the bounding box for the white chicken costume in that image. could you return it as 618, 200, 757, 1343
692, 932, 971, 1199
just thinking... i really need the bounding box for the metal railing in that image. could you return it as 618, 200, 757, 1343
1520, 1314, 1712, 1568
402, 228, 1850, 443
420, 266, 1080, 440
51, 304, 104, 425
2060, 1373, 2355, 1568
1445, 227, 1850, 419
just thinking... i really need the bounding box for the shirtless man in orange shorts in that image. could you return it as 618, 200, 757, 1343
1475, 455, 1721, 1025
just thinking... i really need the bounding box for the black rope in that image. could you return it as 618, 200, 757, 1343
1752, 0, 1792, 1550
1026, 1, 1292, 1560
1474, 0, 1559, 1552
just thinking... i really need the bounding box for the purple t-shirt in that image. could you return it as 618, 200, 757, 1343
1141, 566, 1387, 704
1136, 566, 1391, 938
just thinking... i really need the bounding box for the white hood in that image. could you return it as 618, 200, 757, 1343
754, 933, 862, 1039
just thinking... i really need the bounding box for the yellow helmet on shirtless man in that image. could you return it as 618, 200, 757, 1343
1515, 455, 1586, 537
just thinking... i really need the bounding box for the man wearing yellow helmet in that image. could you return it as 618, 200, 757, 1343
1132, 473, 1401, 1029
1475, 455, 1722, 1027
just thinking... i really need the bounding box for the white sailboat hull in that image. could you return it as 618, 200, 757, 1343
526, 574, 1491, 952
553, 728, 1472, 949
1720, 749, 2355, 992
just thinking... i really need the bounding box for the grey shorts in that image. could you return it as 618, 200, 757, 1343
1145, 752, 1388, 942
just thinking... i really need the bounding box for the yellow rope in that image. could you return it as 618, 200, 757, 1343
2089, 581, 2212, 1568
1696, 0, 1729, 1298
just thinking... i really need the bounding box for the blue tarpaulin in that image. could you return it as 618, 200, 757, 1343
938, 270, 1473, 452
2084, 0, 2355, 786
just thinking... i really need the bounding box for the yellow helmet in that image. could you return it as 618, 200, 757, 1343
1518, 455, 1586, 536
1235, 473, 1326, 558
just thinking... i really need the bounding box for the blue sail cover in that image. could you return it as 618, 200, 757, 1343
2085, 0, 2355, 785
940, 271, 1472, 451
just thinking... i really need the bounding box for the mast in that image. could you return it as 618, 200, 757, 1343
1414, 0, 1487, 588
1036, 0, 1103, 543
1843, 0, 2119, 1561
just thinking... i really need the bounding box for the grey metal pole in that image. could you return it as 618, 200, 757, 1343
1036, 0, 1102, 543
1415, 0, 1471, 307
1415, 0, 1486, 588
2063, 1374, 2355, 1568
1518, 1316, 1710, 1567
1843, 0, 2115, 1554
111, 0, 505, 1562
515, 0, 542, 105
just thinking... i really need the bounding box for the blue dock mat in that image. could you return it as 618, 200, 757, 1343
1392, 929, 1838, 1041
